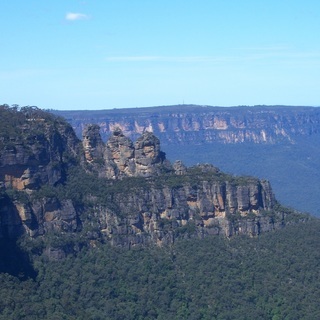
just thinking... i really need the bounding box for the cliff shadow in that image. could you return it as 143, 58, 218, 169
0, 239, 37, 280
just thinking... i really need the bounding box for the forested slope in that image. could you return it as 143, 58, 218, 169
1, 219, 320, 319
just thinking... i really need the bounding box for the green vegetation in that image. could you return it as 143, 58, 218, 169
4, 188, 29, 204
0, 104, 69, 145
1, 105, 320, 318
0, 220, 320, 319
154, 165, 258, 191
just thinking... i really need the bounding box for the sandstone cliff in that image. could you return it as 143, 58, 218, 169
82, 124, 171, 178
0, 106, 81, 239
91, 167, 279, 248
53, 105, 320, 145
52, 105, 320, 217
0, 105, 307, 255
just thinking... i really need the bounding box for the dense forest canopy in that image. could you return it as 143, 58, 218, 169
0, 220, 320, 319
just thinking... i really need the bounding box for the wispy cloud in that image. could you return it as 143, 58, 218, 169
105, 49, 320, 65
237, 45, 320, 59
237, 45, 291, 52
105, 56, 230, 63
106, 56, 161, 62
65, 12, 89, 21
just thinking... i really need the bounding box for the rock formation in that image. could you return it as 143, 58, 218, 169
82, 125, 172, 179
96, 173, 278, 248
173, 160, 187, 175
134, 131, 171, 177
106, 127, 135, 178
82, 124, 105, 163
0, 105, 307, 256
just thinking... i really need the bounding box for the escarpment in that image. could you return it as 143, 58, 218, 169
98, 171, 278, 247
0, 106, 80, 193
53, 105, 320, 145
51, 105, 320, 218
0, 105, 308, 255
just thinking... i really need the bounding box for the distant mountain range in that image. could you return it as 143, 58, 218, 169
53, 105, 320, 216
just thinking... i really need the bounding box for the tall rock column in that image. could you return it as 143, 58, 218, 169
82, 124, 105, 163
106, 127, 135, 178
134, 132, 168, 177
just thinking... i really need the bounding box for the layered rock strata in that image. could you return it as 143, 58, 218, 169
93, 173, 278, 248
53, 105, 320, 145
0, 107, 304, 253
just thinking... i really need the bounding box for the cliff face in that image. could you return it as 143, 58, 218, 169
93, 172, 278, 248
0, 107, 80, 192
52, 105, 320, 217
0, 106, 306, 254
53, 105, 320, 145
0, 106, 81, 239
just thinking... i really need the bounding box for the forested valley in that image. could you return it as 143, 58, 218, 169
1, 219, 320, 320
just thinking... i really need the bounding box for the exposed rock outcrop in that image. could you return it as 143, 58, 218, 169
106, 127, 135, 178
82, 124, 105, 163
82, 125, 171, 179
93, 175, 279, 247
134, 131, 170, 177
173, 160, 187, 175
51, 105, 320, 217
0, 107, 80, 193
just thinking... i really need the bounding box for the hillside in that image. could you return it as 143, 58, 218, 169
52, 105, 320, 216
0, 105, 319, 319
1, 220, 320, 319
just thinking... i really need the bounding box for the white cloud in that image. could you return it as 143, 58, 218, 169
65, 12, 89, 21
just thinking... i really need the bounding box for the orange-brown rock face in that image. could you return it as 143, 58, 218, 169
54, 105, 320, 146
0, 106, 82, 239
99, 168, 279, 246
106, 127, 135, 177
134, 132, 167, 177
82, 126, 171, 179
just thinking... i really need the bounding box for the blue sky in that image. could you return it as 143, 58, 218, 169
1, 0, 320, 110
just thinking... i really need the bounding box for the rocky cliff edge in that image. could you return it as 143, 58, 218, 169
0, 106, 308, 256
